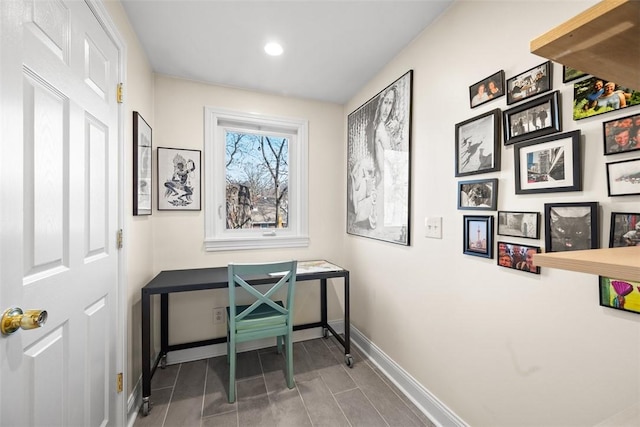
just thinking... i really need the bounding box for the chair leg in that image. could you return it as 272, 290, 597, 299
228, 338, 236, 403
277, 335, 282, 354
285, 332, 294, 389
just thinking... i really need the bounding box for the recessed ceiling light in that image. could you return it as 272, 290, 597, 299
264, 42, 283, 56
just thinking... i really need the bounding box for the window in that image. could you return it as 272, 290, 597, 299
204, 107, 308, 251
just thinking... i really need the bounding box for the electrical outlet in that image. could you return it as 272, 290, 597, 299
213, 307, 226, 325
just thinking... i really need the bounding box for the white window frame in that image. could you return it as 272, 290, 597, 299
204, 107, 309, 251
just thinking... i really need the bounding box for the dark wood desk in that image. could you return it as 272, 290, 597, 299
141, 262, 350, 416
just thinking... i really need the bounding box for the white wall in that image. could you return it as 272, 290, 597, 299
344, 1, 640, 426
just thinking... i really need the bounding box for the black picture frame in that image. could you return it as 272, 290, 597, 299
497, 210, 540, 239
599, 276, 640, 315
602, 112, 640, 155
157, 147, 202, 211
497, 241, 541, 274
573, 76, 640, 120
346, 70, 413, 246
455, 108, 501, 177
133, 111, 152, 216
458, 178, 498, 210
609, 212, 640, 248
463, 215, 494, 258
514, 130, 581, 194
469, 70, 505, 108
506, 61, 552, 105
562, 66, 587, 83
503, 91, 561, 145
544, 202, 599, 252
606, 158, 640, 197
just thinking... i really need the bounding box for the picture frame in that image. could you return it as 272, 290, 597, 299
503, 90, 561, 145
602, 112, 640, 155
157, 147, 202, 211
469, 70, 505, 108
599, 276, 640, 315
133, 111, 152, 216
463, 215, 493, 259
347, 70, 412, 246
458, 178, 498, 210
497, 210, 540, 239
544, 202, 599, 252
455, 108, 501, 177
506, 61, 552, 105
514, 130, 581, 194
497, 241, 541, 274
562, 66, 587, 84
606, 158, 640, 197
573, 76, 640, 120
609, 212, 640, 248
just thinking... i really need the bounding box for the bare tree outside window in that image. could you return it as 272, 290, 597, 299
225, 131, 289, 229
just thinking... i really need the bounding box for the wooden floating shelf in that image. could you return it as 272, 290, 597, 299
531, 0, 640, 90
534, 246, 640, 282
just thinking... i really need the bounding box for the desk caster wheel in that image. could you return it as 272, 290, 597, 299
142, 398, 150, 416
160, 355, 167, 369
322, 327, 329, 338
345, 354, 354, 368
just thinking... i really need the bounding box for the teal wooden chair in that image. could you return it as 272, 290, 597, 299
226, 260, 297, 403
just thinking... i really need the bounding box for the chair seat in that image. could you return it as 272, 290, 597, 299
227, 301, 287, 331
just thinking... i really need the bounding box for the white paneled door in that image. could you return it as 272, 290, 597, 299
1, 0, 121, 425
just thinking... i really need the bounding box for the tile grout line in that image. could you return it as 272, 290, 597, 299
161, 363, 181, 427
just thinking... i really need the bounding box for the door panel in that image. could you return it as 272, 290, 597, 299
1, 1, 120, 425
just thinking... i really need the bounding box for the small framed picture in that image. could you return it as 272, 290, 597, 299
157, 147, 202, 211
599, 276, 640, 315
602, 112, 640, 155
562, 66, 587, 84
514, 130, 581, 194
503, 91, 561, 145
133, 111, 152, 216
469, 70, 505, 108
463, 215, 494, 259
606, 158, 640, 197
458, 178, 498, 210
609, 212, 640, 247
506, 61, 552, 105
497, 211, 540, 239
573, 76, 640, 120
497, 241, 541, 274
544, 202, 599, 252
455, 109, 501, 177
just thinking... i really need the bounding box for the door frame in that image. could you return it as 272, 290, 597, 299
86, 0, 127, 424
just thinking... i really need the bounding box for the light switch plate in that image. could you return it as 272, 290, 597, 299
425, 217, 442, 239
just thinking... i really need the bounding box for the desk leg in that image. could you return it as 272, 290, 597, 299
160, 294, 169, 368
141, 290, 151, 416
320, 278, 327, 336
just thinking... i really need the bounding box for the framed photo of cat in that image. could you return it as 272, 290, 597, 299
544, 202, 599, 252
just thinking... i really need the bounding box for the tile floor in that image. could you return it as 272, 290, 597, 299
134, 336, 435, 427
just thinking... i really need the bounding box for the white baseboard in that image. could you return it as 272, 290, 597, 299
127, 322, 466, 427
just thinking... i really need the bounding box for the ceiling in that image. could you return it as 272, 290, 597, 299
119, 0, 453, 104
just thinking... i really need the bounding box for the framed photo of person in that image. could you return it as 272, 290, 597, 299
497, 211, 540, 239
544, 202, 599, 252
609, 212, 640, 248
606, 158, 640, 197
503, 91, 561, 145
463, 215, 494, 259
573, 76, 640, 120
514, 130, 581, 194
506, 61, 552, 105
133, 111, 152, 216
455, 109, 501, 177
458, 178, 498, 211
602, 112, 640, 155
469, 70, 505, 108
497, 241, 541, 274
599, 276, 640, 315
346, 70, 412, 246
157, 147, 202, 211
562, 66, 587, 84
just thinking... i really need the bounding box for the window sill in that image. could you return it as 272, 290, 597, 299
204, 235, 310, 251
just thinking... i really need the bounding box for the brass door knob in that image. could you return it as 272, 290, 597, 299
1, 307, 48, 335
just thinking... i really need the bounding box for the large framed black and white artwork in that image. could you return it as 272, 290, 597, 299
347, 70, 412, 246
157, 147, 201, 211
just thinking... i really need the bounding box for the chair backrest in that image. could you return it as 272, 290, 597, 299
227, 260, 297, 324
